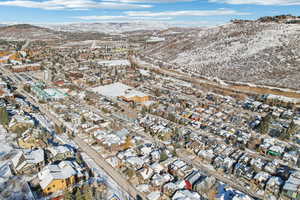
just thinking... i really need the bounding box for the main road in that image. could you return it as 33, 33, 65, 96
18, 88, 147, 200
73, 136, 146, 200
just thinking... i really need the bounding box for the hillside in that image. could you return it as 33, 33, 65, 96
0, 24, 61, 40
43, 22, 170, 34
141, 21, 300, 89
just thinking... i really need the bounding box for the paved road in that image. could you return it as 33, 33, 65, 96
22, 40, 30, 50
133, 127, 263, 199
73, 136, 147, 200
176, 149, 264, 199
12, 90, 147, 199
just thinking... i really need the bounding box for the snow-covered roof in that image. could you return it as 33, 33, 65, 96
97, 60, 130, 67
172, 190, 201, 200
38, 161, 82, 189
147, 191, 161, 200
266, 94, 300, 104
12, 148, 45, 171
47, 145, 72, 157
91, 82, 148, 99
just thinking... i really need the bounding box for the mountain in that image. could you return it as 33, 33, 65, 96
0, 24, 109, 41
43, 22, 170, 34
140, 20, 300, 89
0, 24, 61, 40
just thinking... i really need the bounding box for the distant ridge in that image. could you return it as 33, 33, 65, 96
0, 24, 59, 40
42, 22, 171, 34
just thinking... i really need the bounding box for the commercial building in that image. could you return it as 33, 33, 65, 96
91, 82, 150, 103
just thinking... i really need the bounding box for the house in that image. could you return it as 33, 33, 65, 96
105, 156, 122, 168
8, 115, 34, 134
150, 162, 164, 174
250, 158, 267, 172
265, 176, 284, 196
151, 173, 173, 188
137, 166, 154, 182
169, 160, 191, 178
194, 176, 217, 198
198, 149, 215, 163
267, 145, 285, 157
38, 161, 85, 195
185, 170, 202, 189
147, 191, 161, 200
11, 148, 45, 175
264, 160, 280, 174
93, 130, 126, 151
17, 129, 47, 149
234, 163, 255, 181
125, 156, 144, 170
253, 172, 271, 190
282, 171, 300, 200
46, 145, 74, 162
283, 151, 299, 166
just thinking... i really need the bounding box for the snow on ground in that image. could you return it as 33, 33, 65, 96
143, 22, 300, 89
0, 125, 35, 200
80, 152, 131, 200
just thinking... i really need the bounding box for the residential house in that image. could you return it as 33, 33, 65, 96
38, 161, 85, 195
17, 129, 47, 149
265, 176, 284, 196
282, 171, 300, 200
11, 148, 45, 175
253, 172, 271, 190
46, 145, 74, 162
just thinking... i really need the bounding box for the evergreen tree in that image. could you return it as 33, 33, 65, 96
287, 120, 297, 135
259, 113, 272, 134
281, 120, 298, 140
75, 188, 83, 200
64, 190, 73, 200
82, 185, 93, 200
141, 106, 147, 115
159, 151, 168, 162
0, 107, 9, 125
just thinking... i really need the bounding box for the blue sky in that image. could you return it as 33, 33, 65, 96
0, 0, 299, 26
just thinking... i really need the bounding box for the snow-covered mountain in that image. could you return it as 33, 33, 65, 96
42, 22, 170, 34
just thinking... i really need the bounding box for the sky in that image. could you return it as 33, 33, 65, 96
0, 0, 299, 26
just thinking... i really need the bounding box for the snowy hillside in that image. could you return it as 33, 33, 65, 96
43, 22, 170, 34
141, 22, 300, 89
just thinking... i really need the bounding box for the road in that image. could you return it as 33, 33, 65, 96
0, 63, 270, 199
22, 40, 30, 50
133, 127, 263, 199
0, 67, 146, 199
176, 149, 264, 199
18, 91, 147, 199
74, 136, 147, 200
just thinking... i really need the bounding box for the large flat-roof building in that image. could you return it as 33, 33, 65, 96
91, 82, 150, 103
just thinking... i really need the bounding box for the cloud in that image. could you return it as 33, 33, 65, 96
209, 0, 300, 6
125, 9, 250, 17
105, 0, 194, 2
73, 8, 249, 24
0, 0, 152, 10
